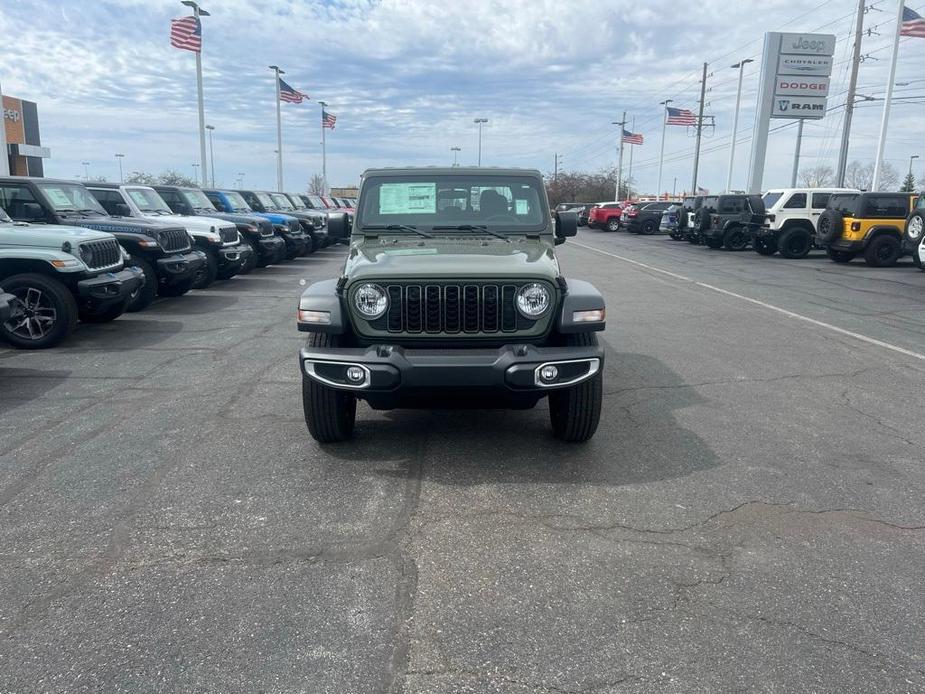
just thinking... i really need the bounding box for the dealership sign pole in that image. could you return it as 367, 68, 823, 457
747, 32, 835, 193
0, 80, 8, 176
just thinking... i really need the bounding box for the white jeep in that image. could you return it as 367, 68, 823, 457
754, 187, 859, 258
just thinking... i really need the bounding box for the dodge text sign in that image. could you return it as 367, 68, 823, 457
775, 76, 830, 97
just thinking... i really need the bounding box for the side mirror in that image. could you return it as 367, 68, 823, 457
22, 202, 45, 221
326, 212, 351, 242
555, 210, 578, 241
112, 202, 131, 217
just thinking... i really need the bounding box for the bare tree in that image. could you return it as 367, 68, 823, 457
878, 161, 899, 191
545, 168, 630, 207
157, 170, 198, 187
307, 174, 326, 195
798, 165, 834, 188
843, 161, 874, 190
125, 171, 157, 185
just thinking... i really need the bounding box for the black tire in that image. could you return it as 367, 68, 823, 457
669, 229, 684, 240
248, 238, 271, 268
694, 208, 712, 233
548, 333, 602, 443
817, 209, 844, 244
158, 277, 195, 297
723, 226, 748, 251
127, 255, 157, 313
192, 248, 218, 289
642, 219, 657, 235
302, 332, 358, 443
826, 248, 855, 263
863, 234, 901, 267
78, 298, 130, 323
705, 237, 723, 249
0, 273, 78, 349
606, 218, 620, 232
777, 227, 813, 259
754, 238, 777, 256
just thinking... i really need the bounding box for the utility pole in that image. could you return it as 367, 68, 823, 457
791, 119, 805, 187
656, 99, 672, 201
837, 0, 866, 187
269, 65, 284, 191
612, 113, 627, 200
691, 62, 708, 195
726, 59, 752, 193
181, 1, 209, 187
872, 0, 904, 191
205, 124, 215, 187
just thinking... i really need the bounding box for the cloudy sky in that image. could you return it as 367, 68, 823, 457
2, 0, 924, 194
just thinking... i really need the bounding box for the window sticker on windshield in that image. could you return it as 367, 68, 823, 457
379, 183, 436, 215
128, 191, 149, 207
515, 200, 528, 215
44, 188, 73, 208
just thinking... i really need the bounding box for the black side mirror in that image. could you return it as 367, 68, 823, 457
326, 212, 351, 242
112, 202, 131, 217
22, 202, 45, 221
555, 210, 578, 242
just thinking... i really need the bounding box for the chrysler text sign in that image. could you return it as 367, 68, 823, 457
777, 54, 833, 76
772, 96, 827, 118
775, 76, 830, 97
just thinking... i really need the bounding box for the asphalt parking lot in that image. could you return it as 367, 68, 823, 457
2, 235, 925, 693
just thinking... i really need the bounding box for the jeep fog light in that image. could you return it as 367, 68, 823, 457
298, 309, 331, 324
346, 367, 366, 383
573, 309, 605, 323
354, 283, 388, 319
540, 365, 559, 382
515, 283, 550, 318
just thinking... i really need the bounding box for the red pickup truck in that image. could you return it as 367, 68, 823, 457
587, 202, 624, 232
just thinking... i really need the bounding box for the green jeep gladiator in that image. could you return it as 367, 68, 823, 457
297, 167, 606, 443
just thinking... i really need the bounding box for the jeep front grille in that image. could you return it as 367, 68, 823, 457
258, 220, 274, 237
158, 228, 192, 253
369, 282, 543, 335
219, 227, 238, 244
78, 239, 122, 271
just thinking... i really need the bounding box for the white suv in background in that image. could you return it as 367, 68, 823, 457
754, 187, 859, 258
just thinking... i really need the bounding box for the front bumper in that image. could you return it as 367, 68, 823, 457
255, 235, 287, 262
218, 242, 253, 271
76, 266, 145, 305
300, 342, 604, 395
754, 226, 780, 241
156, 250, 205, 285
278, 231, 307, 254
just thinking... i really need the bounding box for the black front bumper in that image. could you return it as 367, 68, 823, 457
300, 342, 603, 405
156, 250, 205, 285
76, 266, 146, 305
252, 234, 286, 262
217, 242, 253, 271
278, 231, 307, 254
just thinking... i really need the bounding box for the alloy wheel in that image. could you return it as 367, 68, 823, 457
4, 287, 57, 341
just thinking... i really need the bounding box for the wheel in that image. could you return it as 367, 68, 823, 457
669, 230, 684, 240
606, 218, 620, 232
126, 256, 157, 312
192, 248, 218, 289
754, 238, 777, 256
826, 248, 855, 263
863, 235, 901, 267
687, 233, 700, 245
642, 220, 657, 235
705, 237, 723, 249
777, 228, 813, 259
302, 332, 357, 443
548, 333, 602, 443
723, 227, 748, 251
906, 211, 925, 247
0, 273, 78, 349
158, 277, 195, 297
817, 210, 844, 244
238, 242, 257, 275
78, 298, 130, 323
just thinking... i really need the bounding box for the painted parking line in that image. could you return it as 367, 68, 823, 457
571, 240, 925, 363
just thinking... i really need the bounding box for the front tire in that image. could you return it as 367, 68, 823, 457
192, 248, 219, 289
548, 333, 602, 443
0, 273, 78, 349
302, 332, 358, 443
863, 235, 901, 267
754, 238, 777, 256
127, 256, 157, 312
723, 227, 748, 251
606, 218, 620, 232
777, 228, 812, 259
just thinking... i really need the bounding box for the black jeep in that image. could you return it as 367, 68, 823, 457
0, 177, 202, 312
700, 194, 766, 250
687, 196, 718, 244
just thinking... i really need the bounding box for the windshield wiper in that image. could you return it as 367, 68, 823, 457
363, 224, 434, 238
432, 224, 508, 240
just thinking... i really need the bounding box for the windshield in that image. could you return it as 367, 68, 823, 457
181, 189, 218, 212
763, 192, 784, 209
37, 183, 107, 214
828, 194, 859, 216
253, 191, 276, 209
286, 194, 307, 210
357, 174, 548, 233
222, 191, 252, 212
126, 187, 173, 213
270, 193, 295, 211
307, 195, 326, 208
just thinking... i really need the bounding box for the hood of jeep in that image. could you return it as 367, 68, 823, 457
344, 237, 559, 282
0, 223, 114, 247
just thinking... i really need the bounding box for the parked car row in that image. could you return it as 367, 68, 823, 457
0, 176, 348, 349
587, 188, 925, 271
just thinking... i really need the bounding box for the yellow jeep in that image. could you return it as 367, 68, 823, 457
815, 192, 916, 267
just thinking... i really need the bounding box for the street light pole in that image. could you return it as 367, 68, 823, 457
181, 1, 210, 187
450, 146, 461, 166
192, 162, 200, 181
81, 161, 90, 180
909, 154, 919, 177
205, 124, 216, 187
612, 114, 627, 200
237, 172, 245, 188
474, 118, 488, 166
726, 59, 752, 193
656, 99, 672, 201
114, 153, 124, 183
269, 65, 284, 191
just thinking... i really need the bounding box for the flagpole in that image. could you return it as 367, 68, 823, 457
319, 101, 328, 195
182, 1, 209, 187
269, 66, 284, 191
872, 0, 905, 191
656, 100, 671, 200
613, 111, 627, 200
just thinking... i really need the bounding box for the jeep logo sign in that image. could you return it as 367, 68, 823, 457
772, 96, 828, 119
779, 32, 836, 56
775, 76, 830, 97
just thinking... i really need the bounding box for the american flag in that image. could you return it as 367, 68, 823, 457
622, 129, 644, 145
279, 78, 309, 104
697, 186, 709, 195
666, 106, 696, 126
322, 110, 337, 129
170, 16, 201, 53
901, 6, 925, 37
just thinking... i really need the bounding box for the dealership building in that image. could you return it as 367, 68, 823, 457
3, 94, 49, 176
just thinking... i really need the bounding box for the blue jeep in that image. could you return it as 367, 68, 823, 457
204, 189, 307, 260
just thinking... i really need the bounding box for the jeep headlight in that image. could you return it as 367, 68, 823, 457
354, 283, 388, 319
515, 283, 550, 318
